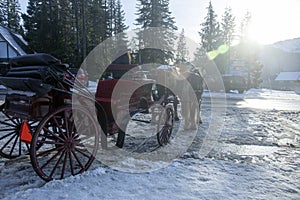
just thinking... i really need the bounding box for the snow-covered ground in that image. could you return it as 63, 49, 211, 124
1, 89, 300, 200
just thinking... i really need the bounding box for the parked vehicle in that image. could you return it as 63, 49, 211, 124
222, 74, 247, 93
66, 68, 89, 86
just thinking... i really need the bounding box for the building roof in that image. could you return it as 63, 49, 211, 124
0, 25, 29, 58
275, 72, 300, 81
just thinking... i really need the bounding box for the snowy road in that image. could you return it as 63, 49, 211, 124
0, 89, 300, 199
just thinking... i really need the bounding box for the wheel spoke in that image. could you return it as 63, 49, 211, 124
25, 143, 30, 152
0, 120, 17, 127
0, 131, 16, 140
52, 117, 68, 140
157, 107, 173, 146
71, 150, 84, 170
0, 133, 17, 151
19, 134, 22, 155
42, 127, 65, 142
49, 149, 66, 178
3, 114, 18, 126
64, 110, 70, 138
36, 146, 64, 158
0, 115, 35, 158
38, 140, 64, 145
69, 151, 75, 176
75, 147, 91, 159
40, 148, 63, 170
9, 133, 19, 156
0, 128, 17, 132
69, 120, 76, 138
60, 151, 68, 179
31, 106, 99, 181
16, 118, 21, 124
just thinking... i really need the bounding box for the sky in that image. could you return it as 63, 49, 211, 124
19, 0, 300, 45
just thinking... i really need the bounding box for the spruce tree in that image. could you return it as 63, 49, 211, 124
240, 11, 251, 42
235, 11, 263, 88
7, 0, 21, 32
114, 0, 128, 48
53, 0, 76, 63
0, 0, 5, 25
221, 7, 235, 46
23, 0, 128, 69
199, 1, 220, 52
86, 0, 106, 50
23, 0, 54, 56
176, 28, 189, 62
107, 0, 116, 37
22, 0, 46, 52
135, 0, 177, 63
0, 0, 22, 33
219, 6, 236, 73
249, 60, 263, 88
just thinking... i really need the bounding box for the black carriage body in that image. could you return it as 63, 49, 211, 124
0, 54, 68, 120
4, 92, 52, 120
0, 54, 101, 181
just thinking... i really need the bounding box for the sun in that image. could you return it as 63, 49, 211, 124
247, 12, 287, 45
230, 0, 300, 45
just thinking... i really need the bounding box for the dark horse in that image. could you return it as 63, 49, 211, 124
151, 63, 204, 130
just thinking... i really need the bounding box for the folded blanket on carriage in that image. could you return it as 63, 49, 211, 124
0, 54, 68, 96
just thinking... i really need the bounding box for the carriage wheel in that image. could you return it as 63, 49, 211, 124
0, 106, 37, 159
157, 105, 174, 146
30, 105, 99, 181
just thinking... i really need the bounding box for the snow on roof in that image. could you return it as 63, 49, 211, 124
157, 65, 174, 70
275, 72, 300, 81
273, 38, 300, 53
0, 25, 27, 55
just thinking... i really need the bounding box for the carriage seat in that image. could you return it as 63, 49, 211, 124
0, 54, 68, 96
9, 53, 61, 67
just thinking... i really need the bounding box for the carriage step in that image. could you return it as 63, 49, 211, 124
20, 121, 32, 144
131, 118, 151, 124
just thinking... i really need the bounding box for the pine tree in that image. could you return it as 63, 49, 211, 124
135, 0, 177, 63
219, 6, 236, 73
114, 0, 128, 35
114, 0, 128, 48
56, 0, 76, 63
7, 0, 21, 32
240, 11, 251, 42
176, 28, 189, 62
194, 1, 223, 73
235, 11, 263, 88
23, 0, 128, 70
107, 0, 116, 37
86, 0, 106, 50
199, 1, 221, 52
22, 0, 47, 52
221, 6, 235, 46
0, 0, 22, 33
23, 0, 56, 56
0, 0, 5, 25
249, 60, 263, 88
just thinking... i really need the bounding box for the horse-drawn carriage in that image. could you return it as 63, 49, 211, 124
0, 53, 174, 181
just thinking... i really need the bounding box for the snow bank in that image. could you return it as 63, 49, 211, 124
244, 88, 300, 100
4, 157, 299, 200
203, 88, 300, 101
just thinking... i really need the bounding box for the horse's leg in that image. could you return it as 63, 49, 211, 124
173, 96, 179, 121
